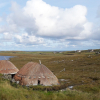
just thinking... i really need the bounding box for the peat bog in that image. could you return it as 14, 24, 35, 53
0, 50, 100, 100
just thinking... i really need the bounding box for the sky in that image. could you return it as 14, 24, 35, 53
0, 0, 100, 51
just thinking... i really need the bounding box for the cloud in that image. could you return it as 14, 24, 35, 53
3, 32, 13, 40
8, 0, 92, 39
7, 2, 38, 34
97, 5, 100, 18
0, 17, 2, 22
90, 5, 100, 41
90, 27, 100, 40
0, 0, 95, 50
14, 33, 44, 45
22, 0, 92, 39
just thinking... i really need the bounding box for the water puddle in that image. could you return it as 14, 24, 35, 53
0, 56, 14, 60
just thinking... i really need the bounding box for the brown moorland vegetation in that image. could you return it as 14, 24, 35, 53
0, 49, 100, 100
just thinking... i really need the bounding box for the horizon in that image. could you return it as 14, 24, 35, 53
0, 48, 100, 52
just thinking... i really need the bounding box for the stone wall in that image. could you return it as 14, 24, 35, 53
2, 74, 13, 80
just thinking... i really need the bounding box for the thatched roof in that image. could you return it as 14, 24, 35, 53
14, 62, 59, 86
0, 60, 19, 74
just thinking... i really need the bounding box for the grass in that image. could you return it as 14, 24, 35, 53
0, 50, 100, 99
0, 78, 100, 100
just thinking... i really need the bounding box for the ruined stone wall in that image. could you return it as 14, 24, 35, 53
2, 74, 12, 80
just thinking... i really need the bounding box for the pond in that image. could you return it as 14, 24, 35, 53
0, 56, 14, 60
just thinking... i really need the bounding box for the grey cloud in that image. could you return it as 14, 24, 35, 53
97, 5, 100, 18
90, 30, 100, 40
14, 34, 44, 46
0, 0, 95, 48
7, 2, 38, 35
7, 1, 92, 40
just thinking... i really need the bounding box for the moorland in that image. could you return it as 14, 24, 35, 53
0, 49, 100, 100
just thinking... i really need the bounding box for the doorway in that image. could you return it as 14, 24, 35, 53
38, 80, 40, 85
11, 74, 15, 79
